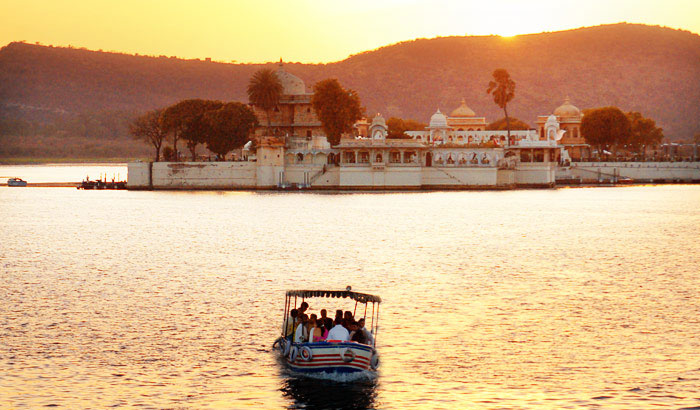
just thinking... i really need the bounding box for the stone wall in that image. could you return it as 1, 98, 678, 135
515, 163, 556, 187
421, 167, 499, 188
127, 162, 257, 190
568, 162, 700, 182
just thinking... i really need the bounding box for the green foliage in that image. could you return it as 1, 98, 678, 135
247, 68, 283, 134
387, 117, 426, 139
311, 79, 364, 145
129, 109, 167, 161
486, 69, 515, 110
627, 111, 663, 153
161, 99, 224, 161
486, 117, 530, 131
486, 69, 516, 139
581, 106, 631, 154
162, 146, 175, 161
202, 102, 258, 159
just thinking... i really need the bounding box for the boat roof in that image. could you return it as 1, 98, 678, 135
286, 289, 381, 303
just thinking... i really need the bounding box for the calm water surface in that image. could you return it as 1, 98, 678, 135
1, 166, 699, 409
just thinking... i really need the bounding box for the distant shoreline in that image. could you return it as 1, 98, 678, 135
0, 157, 141, 165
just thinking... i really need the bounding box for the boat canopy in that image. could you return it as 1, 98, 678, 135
286, 289, 381, 304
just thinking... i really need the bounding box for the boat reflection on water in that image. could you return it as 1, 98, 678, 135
280, 375, 378, 410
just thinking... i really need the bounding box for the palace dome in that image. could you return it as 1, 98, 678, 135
554, 97, 581, 118
371, 113, 386, 128
450, 99, 476, 117
275, 62, 306, 95
429, 109, 448, 128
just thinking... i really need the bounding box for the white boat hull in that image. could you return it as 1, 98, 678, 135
276, 340, 378, 378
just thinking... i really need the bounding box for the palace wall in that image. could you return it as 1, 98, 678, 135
127, 162, 257, 190
568, 162, 700, 182
420, 167, 499, 188
515, 163, 557, 187
128, 161, 699, 190
338, 166, 422, 189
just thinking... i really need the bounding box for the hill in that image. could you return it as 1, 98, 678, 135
1, 23, 699, 147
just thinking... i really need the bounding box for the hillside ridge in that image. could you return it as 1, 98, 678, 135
1, 23, 699, 139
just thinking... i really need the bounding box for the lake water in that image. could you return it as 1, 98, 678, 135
1, 165, 699, 409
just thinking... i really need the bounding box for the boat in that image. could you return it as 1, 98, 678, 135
274, 287, 381, 380
7, 178, 27, 187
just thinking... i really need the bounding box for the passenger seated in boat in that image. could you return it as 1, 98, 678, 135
284, 309, 298, 340
322, 318, 332, 340
299, 302, 309, 316
308, 315, 324, 342
334, 309, 343, 323
349, 321, 367, 344
327, 317, 350, 341
319, 309, 328, 323
358, 318, 374, 345
344, 311, 354, 323
294, 314, 309, 343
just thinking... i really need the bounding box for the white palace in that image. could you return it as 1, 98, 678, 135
128, 66, 576, 190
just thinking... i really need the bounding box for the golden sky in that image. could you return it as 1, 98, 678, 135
1, 0, 698, 63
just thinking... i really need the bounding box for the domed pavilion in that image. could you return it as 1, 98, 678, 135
446, 99, 487, 131
536, 97, 590, 161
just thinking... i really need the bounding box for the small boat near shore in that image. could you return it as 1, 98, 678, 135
7, 178, 27, 187
78, 177, 126, 190
274, 288, 381, 381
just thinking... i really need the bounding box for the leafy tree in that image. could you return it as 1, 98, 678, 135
311, 78, 364, 145
626, 111, 663, 158
486, 69, 516, 143
129, 109, 167, 161
387, 117, 427, 139
162, 146, 176, 161
486, 117, 530, 131
581, 106, 631, 157
202, 102, 258, 160
247, 68, 283, 136
161, 99, 223, 161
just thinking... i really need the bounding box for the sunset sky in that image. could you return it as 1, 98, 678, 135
2, 0, 698, 63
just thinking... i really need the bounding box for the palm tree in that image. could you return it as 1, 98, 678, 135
486, 69, 516, 144
247, 68, 283, 136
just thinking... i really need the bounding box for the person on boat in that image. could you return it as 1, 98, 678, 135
284, 309, 298, 340
294, 314, 309, 343
350, 321, 368, 344
357, 318, 374, 345
319, 309, 328, 323
308, 315, 324, 342
344, 311, 354, 323
327, 317, 350, 341
299, 302, 309, 316
322, 318, 332, 340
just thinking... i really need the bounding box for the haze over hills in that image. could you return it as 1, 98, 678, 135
1, 23, 699, 143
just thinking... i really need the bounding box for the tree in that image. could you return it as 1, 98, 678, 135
387, 117, 427, 139
129, 109, 167, 161
581, 106, 631, 158
247, 68, 283, 136
486, 69, 516, 143
161, 99, 223, 161
486, 117, 530, 131
311, 78, 364, 145
202, 102, 258, 160
627, 111, 663, 159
